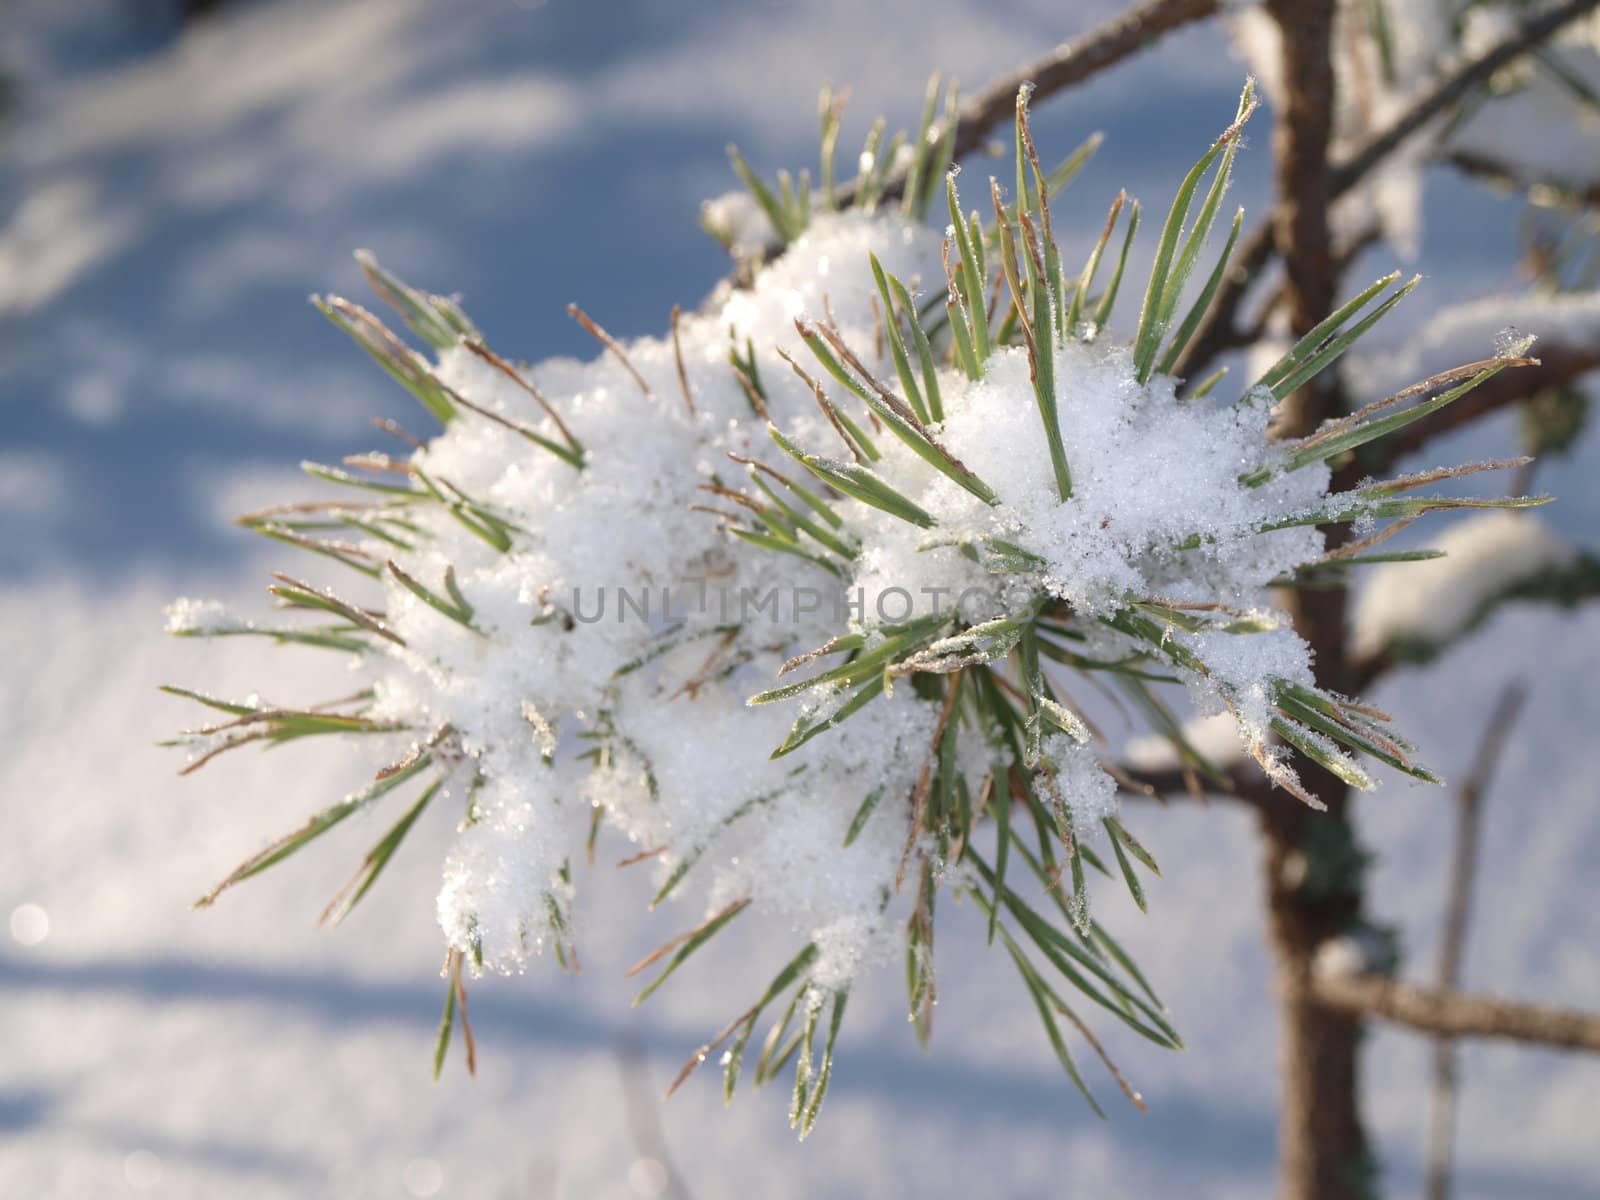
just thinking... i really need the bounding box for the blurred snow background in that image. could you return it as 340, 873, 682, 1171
0, 1, 1595, 1196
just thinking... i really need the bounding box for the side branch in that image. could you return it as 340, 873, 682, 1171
1176, 0, 1599, 383
1426, 683, 1526, 1200
948, 0, 1220, 164
1445, 149, 1600, 208
1111, 759, 1272, 809
844, 0, 1220, 208
1352, 554, 1600, 693
1313, 974, 1600, 1053
1368, 338, 1600, 472
1329, 0, 1600, 196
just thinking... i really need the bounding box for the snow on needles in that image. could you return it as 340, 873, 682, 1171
166, 129, 1558, 1057
359, 212, 946, 980
854, 341, 1327, 621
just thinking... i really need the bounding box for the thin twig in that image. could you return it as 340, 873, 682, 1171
1330, 0, 1600, 198
617, 1041, 696, 1200
1313, 974, 1600, 1052
837, 0, 1222, 209
1177, 0, 1599, 384
1425, 682, 1527, 1200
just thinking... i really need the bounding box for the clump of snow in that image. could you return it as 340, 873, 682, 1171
701, 190, 778, 260
171, 128, 1566, 1034
1180, 623, 1314, 740
202, 188, 1354, 992
163, 597, 244, 635
286, 210, 947, 977
812, 314, 1336, 781
1353, 511, 1577, 659
845, 341, 1327, 626
435, 796, 575, 969
1312, 928, 1393, 980
1040, 737, 1119, 840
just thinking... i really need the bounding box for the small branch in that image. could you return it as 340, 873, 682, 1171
1313, 974, 1600, 1052
1436, 684, 1527, 994
946, 0, 1220, 165
1367, 338, 1600, 472
1445, 149, 1600, 208
1177, 0, 1599, 384
1353, 553, 1600, 693
1237, 224, 1383, 347
1329, 0, 1600, 198
1426, 682, 1526, 1200
837, 0, 1220, 209
1267, 0, 1338, 344
1110, 759, 1272, 809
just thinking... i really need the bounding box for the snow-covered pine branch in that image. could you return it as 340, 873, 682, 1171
163, 74, 1564, 1132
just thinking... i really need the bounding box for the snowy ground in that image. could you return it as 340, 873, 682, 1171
1, 2, 1596, 1197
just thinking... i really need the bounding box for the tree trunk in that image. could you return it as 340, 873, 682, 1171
1260, 786, 1371, 1200
1262, 2, 1374, 1197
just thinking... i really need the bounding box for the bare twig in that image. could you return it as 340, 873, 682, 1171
943, 0, 1220, 166
616, 1041, 696, 1200
1366, 338, 1600, 472
1313, 974, 1600, 1052
1446, 149, 1600, 207
1425, 682, 1527, 1200
1109, 758, 1274, 809
1329, 0, 1600, 197
1177, 0, 1600, 384
1268, 0, 1337, 357
836, 0, 1221, 210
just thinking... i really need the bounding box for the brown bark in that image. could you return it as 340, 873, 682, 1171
839, 0, 1222, 209
1175, 0, 1600, 386
1314, 975, 1600, 1053
1260, 792, 1371, 1200
1112, 760, 1272, 808
1368, 339, 1600, 472
1261, 4, 1371, 1199
943, 0, 1221, 165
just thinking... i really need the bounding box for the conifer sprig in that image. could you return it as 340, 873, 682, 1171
163, 73, 1561, 1139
